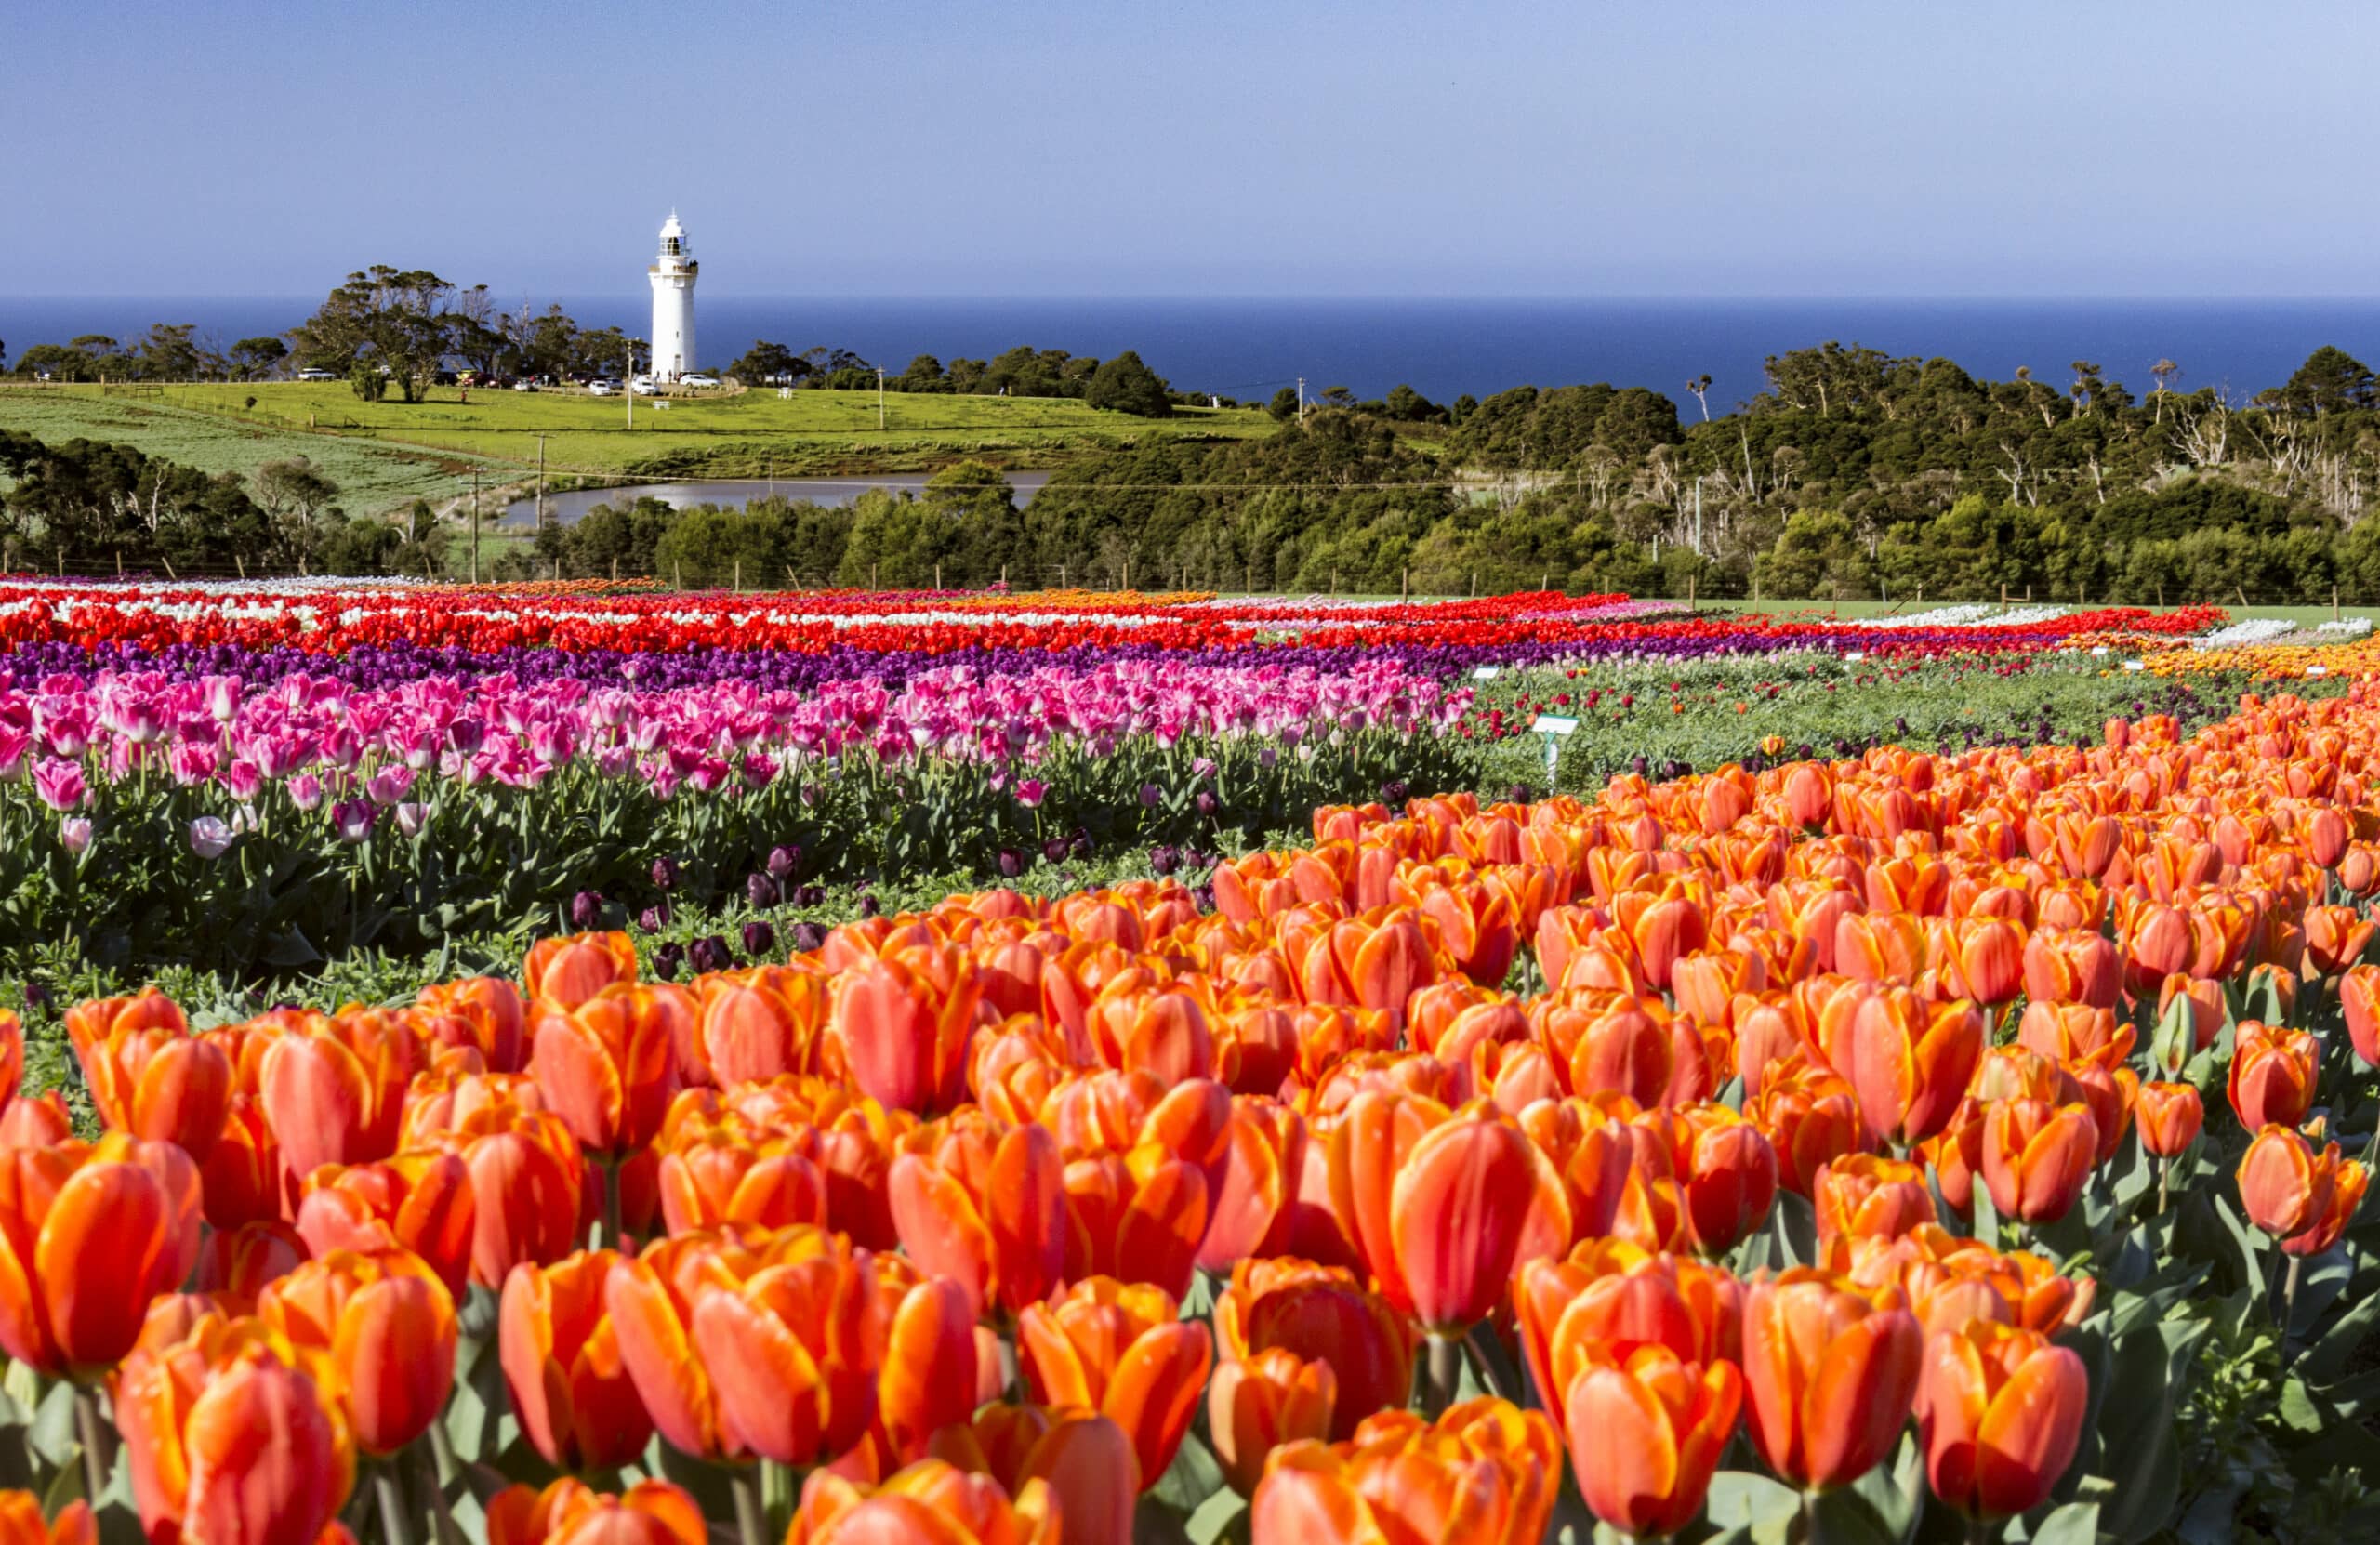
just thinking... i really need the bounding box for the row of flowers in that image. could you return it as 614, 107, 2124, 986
0, 580, 2236, 664
0, 687, 2373, 1540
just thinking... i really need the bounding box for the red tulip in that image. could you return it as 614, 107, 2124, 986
1917, 1322, 2089, 1520
1742, 1273, 1923, 1490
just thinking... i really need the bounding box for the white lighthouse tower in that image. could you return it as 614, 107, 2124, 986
647, 211, 698, 382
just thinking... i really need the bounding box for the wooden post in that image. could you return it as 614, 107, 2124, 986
116, 549, 123, 577
235, 552, 245, 581
676, 558, 684, 588
1401, 567, 1409, 602
1471, 571, 1478, 598
613, 555, 620, 583
2335, 584, 2343, 622
2236, 584, 2249, 609
1000, 564, 1007, 587
934, 561, 942, 589
1687, 574, 1697, 613
2025, 583, 2032, 601
1999, 583, 2007, 612
734, 556, 742, 591
161, 556, 176, 581
1122, 557, 1130, 592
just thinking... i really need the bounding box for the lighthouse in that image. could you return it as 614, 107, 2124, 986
648, 211, 698, 382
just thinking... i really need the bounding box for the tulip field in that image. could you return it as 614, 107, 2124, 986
1, 579, 2379, 1545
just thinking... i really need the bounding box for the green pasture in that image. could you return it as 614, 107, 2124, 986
7, 380, 1271, 484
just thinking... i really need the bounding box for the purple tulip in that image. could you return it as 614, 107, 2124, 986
747, 872, 780, 908
650, 856, 680, 891
1139, 783, 1163, 808
767, 844, 800, 880
569, 890, 604, 930
689, 935, 733, 973
789, 921, 827, 954
741, 919, 776, 957
998, 847, 1025, 879
1195, 791, 1219, 818
639, 905, 669, 933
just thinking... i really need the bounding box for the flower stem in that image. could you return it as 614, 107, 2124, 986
413, 1437, 460, 1545
732, 1467, 768, 1545
2281, 1252, 2304, 1348
375, 1460, 417, 1545
73, 1385, 109, 1509
1425, 1331, 1461, 1418
2156, 1155, 2171, 1217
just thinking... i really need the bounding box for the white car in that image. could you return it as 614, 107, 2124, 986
588, 379, 617, 397
680, 373, 720, 388
296, 367, 340, 382
511, 378, 537, 391
629, 377, 659, 396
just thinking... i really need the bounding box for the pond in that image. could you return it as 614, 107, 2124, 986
499, 472, 1052, 526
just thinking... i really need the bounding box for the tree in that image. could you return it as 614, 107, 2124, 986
253, 457, 341, 550
230, 337, 289, 380
288, 267, 459, 402
2280, 346, 2376, 415
1686, 374, 1713, 420
896, 355, 948, 392
1084, 351, 1172, 417
134, 324, 204, 382
1267, 387, 1301, 422
728, 340, 808, 386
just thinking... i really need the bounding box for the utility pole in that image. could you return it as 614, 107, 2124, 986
1296, 377, 1305, 424
1692, 476, 1703, 555
878, 368, 886, 431
536, 435, 548, 527
469, 471, 481, 584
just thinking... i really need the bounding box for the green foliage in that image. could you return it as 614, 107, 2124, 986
1084, 350, 1173, 417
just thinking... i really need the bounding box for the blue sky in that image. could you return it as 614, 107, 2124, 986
8, 0, 2375, 297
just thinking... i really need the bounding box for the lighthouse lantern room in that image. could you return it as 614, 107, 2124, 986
648, 212, 698, 382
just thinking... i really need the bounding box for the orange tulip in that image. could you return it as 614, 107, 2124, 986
783, 1459, 1058, 1545
1345, 1098, 1569, 1331
0, 1495, 91, 1545
296, 1151, 477, 1302
1197, 1099, 1309, 1273
2020, 929, 2121, 1010
1980, 1100, 2098, 1225
484, 1478, 707, 1545
1215, 1258, 1416, 1443
1916, 1322, 2089, 1520
1251, 1397, 1560, 1545
531, 984, 687, 1157
1514, 1246, 1742, 1445
258, 1248, 458, 1456
1209, 1346, 1338, 1497
873, 1274, 985, 1466
2280, 1156, 2368, 1259
1674, 1105, 1778, 1256
61, 988, 185, 1063
2135, 1081, 2204, 1158
604, 1234, 739, 1461
930, 1404, 1139, 1545
115, 1337, 348, 1545
695, 967, 832, 1086
1814, 1155, 1937, 1247
2342, 962, 2380, 1066
685, 1227, 879, 1467
199, 1094, 282, 1231
829, 950, 984, 1116
1018, 1276, 1213, 1487
414, 975, 530, 1074
499, 1251, 654, 1472
452, 1107, 588, 1288
653, 1118, 826, 1236
1564, 1345, 1742, 1538
1749, 1073, 1863, 1197
257, 1014, 425, 1182
2238, 1125, 2338, 1240
1844, 989, 1982, 1147
76, 1023, 231, 1162
1741, 1273, 1923, 1490
2301, 904, 2376, 979
2228, 1022, 2318, 1130
887, 1120, 1066, 1323
522, 931, 641, 1010
0, 1134, 202, 1378
0, 1093, 71, 1151
1954, 918, 2025, 1007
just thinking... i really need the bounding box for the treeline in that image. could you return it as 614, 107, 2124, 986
725, 342, 1187, 416
0, 433, 443, 578
514, 340, 2380, 603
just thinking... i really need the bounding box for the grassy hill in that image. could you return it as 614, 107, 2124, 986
0, 382, 1273, 509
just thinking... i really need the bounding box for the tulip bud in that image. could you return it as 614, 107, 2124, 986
746, 872, 779, 909
649, 855, 679, 891
740, 920, 775, 958
569, 891, 604, 931
767, 844, 800, 879
789, 921, 827, 955
1209, 1347, 1337, 1497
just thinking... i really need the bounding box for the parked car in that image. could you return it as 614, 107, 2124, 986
511, 378, 537, 391
629, 376, 659, 396
588, 379, 617, 397
296, 367, 340, 381
680, 373, 721, 388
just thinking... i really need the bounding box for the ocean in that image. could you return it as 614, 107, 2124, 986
7, 296, 2380, 410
